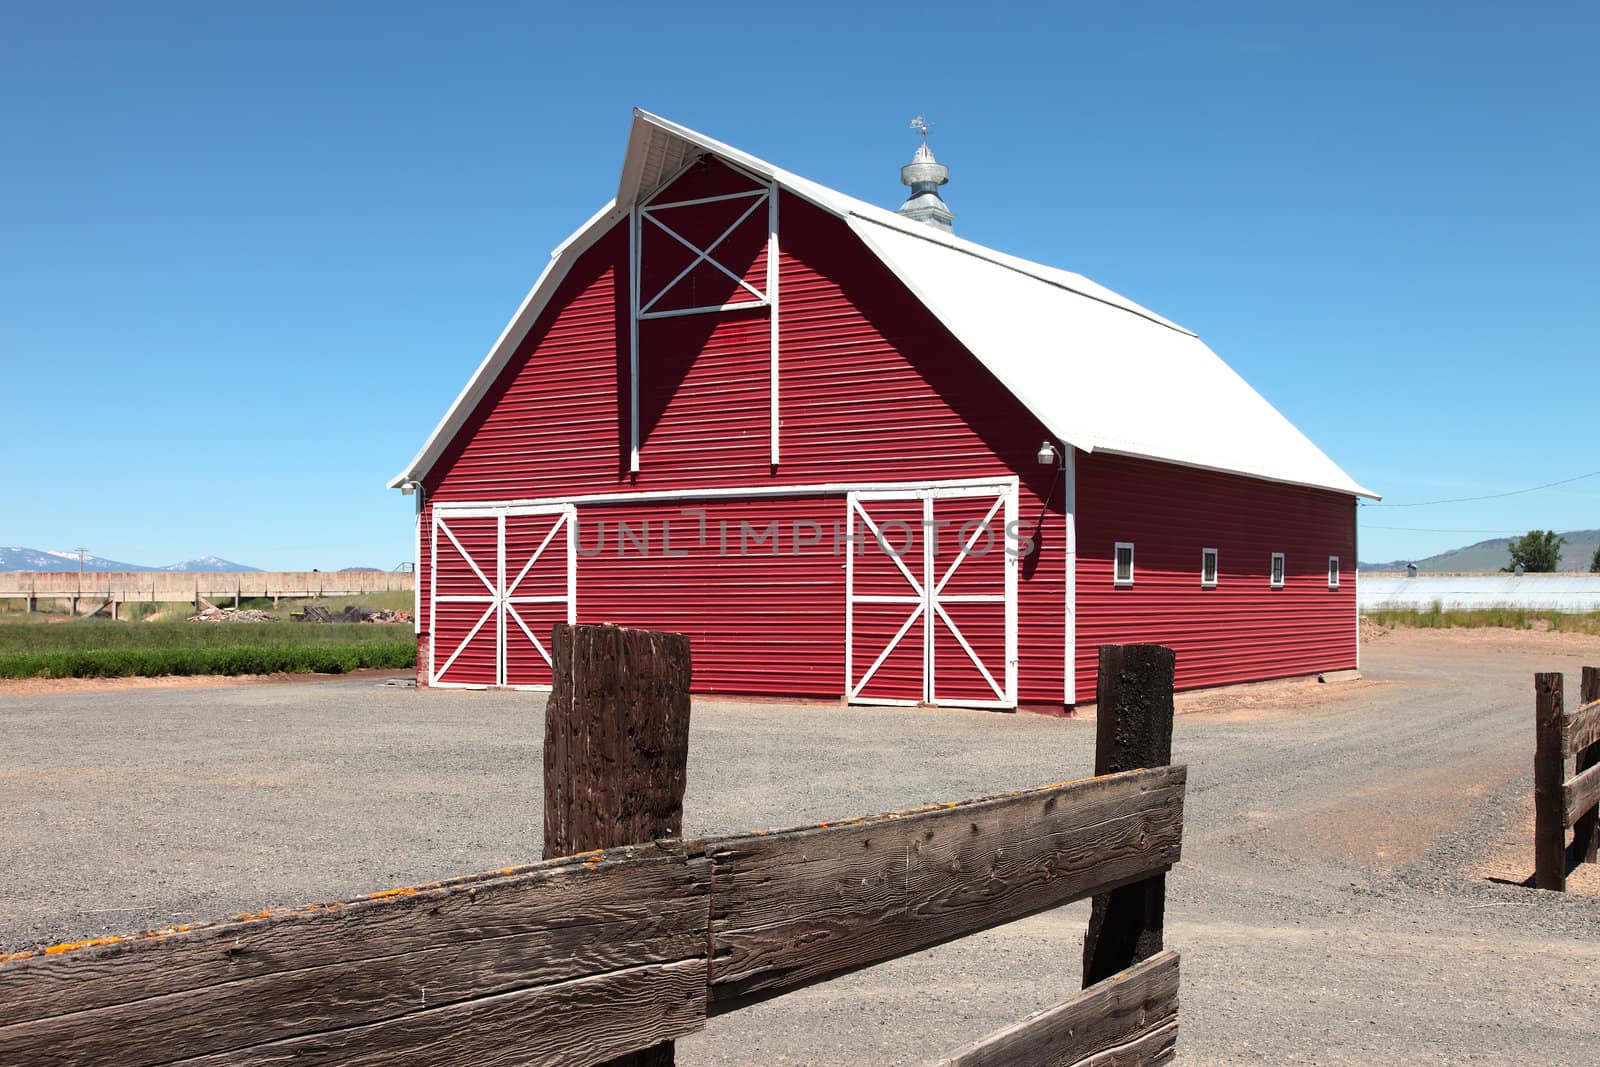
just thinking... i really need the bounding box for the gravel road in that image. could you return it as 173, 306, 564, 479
2, 629, 1598, 1064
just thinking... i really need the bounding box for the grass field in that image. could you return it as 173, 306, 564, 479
0, 620, 415, 679
1365, 605, 1600, 635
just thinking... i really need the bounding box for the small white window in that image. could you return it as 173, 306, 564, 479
1270, 552, 1286, 588
1114, 542, 1135, 586
1201, 547, 1218, 588
1328, 555, 1340, 589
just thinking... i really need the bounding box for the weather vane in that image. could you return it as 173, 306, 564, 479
908, 115, 933, 141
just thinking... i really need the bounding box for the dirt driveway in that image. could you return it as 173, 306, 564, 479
1, 629, 1597, 1064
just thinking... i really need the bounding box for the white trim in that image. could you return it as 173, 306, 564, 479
1114, 542, 1135, 587
1328, 555, 1341, 590
1062, 447, 1077, 706
638, 194, 769, 312
437, 521, 496, 595
1270, 551, 1286, 589
428, 504, 576, 689
431, 474, 1017, 512
1201, 546, 1219, 588
642, 188, 765, 212
638, 300, 767, 321
1353, 500, 1360, 671
496, 513, 507, 686
845, 482, 1017, 709
768, 181, 780, 467
434, 603, 496, 685
429, 505, 439, 683
413, 494, 422, 636
1005, 482, 1018, 705
628, 204, 641, 473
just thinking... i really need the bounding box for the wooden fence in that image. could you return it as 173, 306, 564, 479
1534, 666, 1600, 891
0, 630, 1187, 1066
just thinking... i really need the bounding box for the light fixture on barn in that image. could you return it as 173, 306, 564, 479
1037, 440, 1059, 467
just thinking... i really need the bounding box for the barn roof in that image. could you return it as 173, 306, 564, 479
392, 110, 1376, 499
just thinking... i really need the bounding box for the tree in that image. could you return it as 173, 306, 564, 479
1591, 544, 1600, 573
1504, 530, 1566, 573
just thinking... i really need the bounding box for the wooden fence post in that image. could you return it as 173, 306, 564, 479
1083, 643, 1176, 987
1577, 667, 1600, 866
1533, 671, 1566, 891
545, 622, 692, 1067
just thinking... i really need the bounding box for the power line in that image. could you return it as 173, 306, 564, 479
1360, 525, 1522, 534
1361, 469, 1600, 508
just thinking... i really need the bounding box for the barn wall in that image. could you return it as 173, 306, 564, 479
1074, 452, 1357, 703
420, 174, 1068, 704
415, 160, 1356, 705
575, 497, 845, 697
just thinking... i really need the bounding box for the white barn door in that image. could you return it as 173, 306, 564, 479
430, 504, 576, 689
845, 483, 1017, 708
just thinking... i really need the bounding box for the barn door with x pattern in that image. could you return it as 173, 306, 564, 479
430, 505, 575, 689
846, 484, 1017, 708
501, 507, 575, 689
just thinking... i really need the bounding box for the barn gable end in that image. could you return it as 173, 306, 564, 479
401, 110, 1369, 707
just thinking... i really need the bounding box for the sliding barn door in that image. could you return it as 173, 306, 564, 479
430, 505, 576, 688
846, 484, 1017, 708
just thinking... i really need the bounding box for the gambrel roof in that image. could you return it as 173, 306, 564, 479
393, 110, 1376, 499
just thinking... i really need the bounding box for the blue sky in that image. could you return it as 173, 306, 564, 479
2, 1, 1595, 569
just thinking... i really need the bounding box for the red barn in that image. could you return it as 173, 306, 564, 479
391, 110, 1377, 711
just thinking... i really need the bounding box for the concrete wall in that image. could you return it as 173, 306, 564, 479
1359, 574, 1600, 613
0, 571, 413, 603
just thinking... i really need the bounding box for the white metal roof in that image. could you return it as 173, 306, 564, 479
393, 109, 1376, 499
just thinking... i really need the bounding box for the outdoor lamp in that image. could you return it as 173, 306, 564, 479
1037, 440, 1058, 467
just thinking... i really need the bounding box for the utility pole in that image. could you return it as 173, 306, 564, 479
74, 547, 88, 576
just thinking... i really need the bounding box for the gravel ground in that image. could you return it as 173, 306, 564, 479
2, 630, 1598, 1064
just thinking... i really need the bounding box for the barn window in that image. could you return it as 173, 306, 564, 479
1270, 552, 1286, 588
1201, 547, 1218, 588
1328, 556, 1340, 589
1114, 543, 1135, 586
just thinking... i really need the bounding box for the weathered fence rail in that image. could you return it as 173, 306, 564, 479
0, 629, 1187, 1066
1534, 665, 1600, 891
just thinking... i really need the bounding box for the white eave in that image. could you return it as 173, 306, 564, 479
393, 109, 1377, 500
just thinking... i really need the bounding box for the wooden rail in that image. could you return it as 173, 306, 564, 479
1534, 665, 1600, 891
0, 770, 1183, 1065
0, 630, 1187, 1065
935, 950, 1180, 1067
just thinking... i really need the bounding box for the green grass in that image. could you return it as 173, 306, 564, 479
1365, 605, 1600, 635
0, 620, 415, 679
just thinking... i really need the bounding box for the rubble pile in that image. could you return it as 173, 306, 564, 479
187, 607, 280, 623
293, 605, 412, 625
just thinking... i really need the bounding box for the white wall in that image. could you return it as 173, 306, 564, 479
1360, 574, 1600, 613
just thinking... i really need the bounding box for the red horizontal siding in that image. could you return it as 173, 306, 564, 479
416, 168, 1354, 706
1074, 452, 1357, 702
575, 497, 845, 697
420, 188, 1067, 704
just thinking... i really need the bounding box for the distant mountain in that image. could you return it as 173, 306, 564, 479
162, 555, 259, 572
339, 566, 382, 573
0, 547, 259, 572
0, 547, 148, 572
1360, 528, 1600, 573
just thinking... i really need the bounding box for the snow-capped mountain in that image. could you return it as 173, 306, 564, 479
0, 548, 259, 572
162, 555, 259, 573
0, 547, 148, 571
